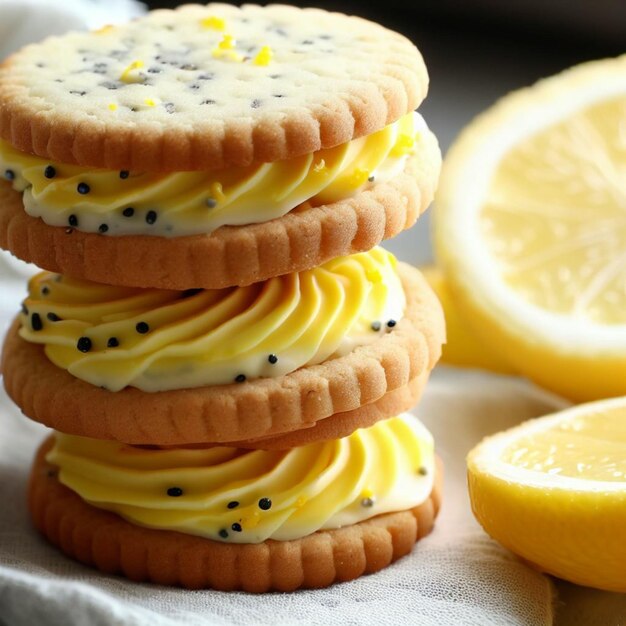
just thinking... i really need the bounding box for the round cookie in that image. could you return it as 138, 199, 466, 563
29, 437, 443, 591
0, 133, 440, 289
105, 374, 428, 451
2, 263, 445, 445
0, 4, 428, 171
230, 370, 429, 450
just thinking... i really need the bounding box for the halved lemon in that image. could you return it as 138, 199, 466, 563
420, 265, 515, 374
434, 55, 626, 401
468, 396, 626, 592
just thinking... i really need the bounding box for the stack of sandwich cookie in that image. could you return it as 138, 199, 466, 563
0, 4, 445, 591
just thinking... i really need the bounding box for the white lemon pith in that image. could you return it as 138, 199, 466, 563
434, 55, 626, 401
467, 397, 626, 592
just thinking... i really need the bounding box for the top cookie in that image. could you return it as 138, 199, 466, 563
0, 3, 428, 172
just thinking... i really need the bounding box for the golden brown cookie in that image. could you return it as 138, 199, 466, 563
0, 137, 440, 289
233, 370, 429, 450
154, 371, 428, 450
2, 263, 445, 445
0, 4, 428, 171
29, 437, 443, 591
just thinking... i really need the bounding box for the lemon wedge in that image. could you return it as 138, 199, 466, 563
434, 55, 626, 401
468, 396, 626, 592
421, 265, 515, 374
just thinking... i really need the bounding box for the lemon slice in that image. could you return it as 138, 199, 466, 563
434, 55, 626, 401
420, 265, 515, 374
468, 396, 626, 592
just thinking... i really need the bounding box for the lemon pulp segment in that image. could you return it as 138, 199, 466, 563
500, 405, 626, 481
482, 96, 626, 324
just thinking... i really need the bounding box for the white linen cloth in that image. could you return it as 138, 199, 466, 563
0, 0, 145, 61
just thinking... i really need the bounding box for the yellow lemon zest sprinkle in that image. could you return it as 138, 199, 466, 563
313, 159, 327, 174
108, 103, 118, 112
212, 35, 244, 62
219, 34, 236, 50
390, 133, 415, 157
120, 60, 145, 84
144, 98, 157, 107
361, 488, 374, 499
210, 182, 225, 201
242, 511, 261, 529
200, 16, 226, 30
351, 167, 370, 186
366, 268, 383, 283
253, 46, 273, 66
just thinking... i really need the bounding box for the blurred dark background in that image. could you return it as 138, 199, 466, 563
146, 0, 625, 262
142, 0, 626, 151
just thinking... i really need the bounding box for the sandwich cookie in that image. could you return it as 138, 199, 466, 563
0, 3, 440, 289
30, 414, 442, 591
2, 248, 445, 445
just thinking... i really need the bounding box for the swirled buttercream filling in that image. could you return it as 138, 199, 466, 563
0, 112, 427, 237
18, 247, 405, 392
45, 413, 435, 543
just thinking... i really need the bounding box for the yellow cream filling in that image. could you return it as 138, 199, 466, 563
0, 112, 425, 237
46, 414, 435, 543
19, 248, 405, 392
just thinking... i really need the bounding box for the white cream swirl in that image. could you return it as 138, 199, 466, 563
46, 414, 435, 543
19, 248, 405, 392
0, 113, 426, 237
